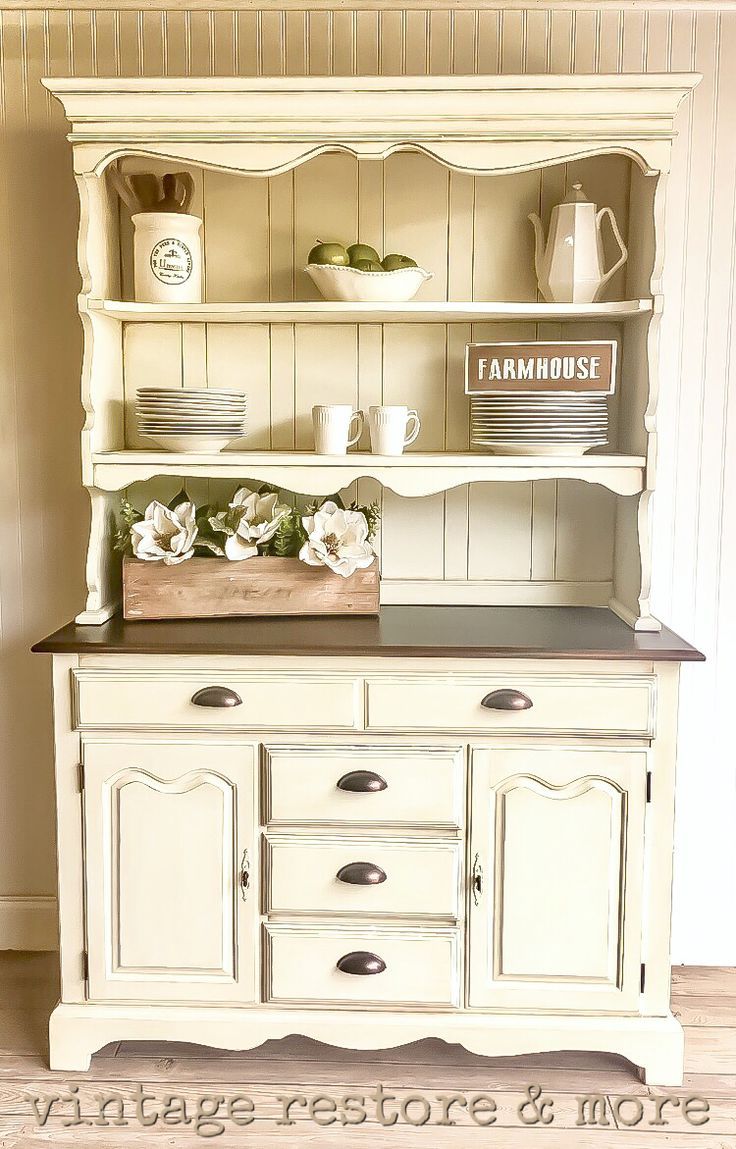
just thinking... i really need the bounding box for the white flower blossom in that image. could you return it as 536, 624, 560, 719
130, 500, 197, 565
299, 500, 375, 578
219, 487, 290, 561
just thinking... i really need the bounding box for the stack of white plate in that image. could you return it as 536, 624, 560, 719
470, 394, 609, 456
136, 388, 247, 453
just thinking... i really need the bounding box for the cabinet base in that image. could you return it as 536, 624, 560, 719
49, 1002, 684, 1086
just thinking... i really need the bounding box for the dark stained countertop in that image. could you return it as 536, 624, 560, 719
33, 606, 704, 662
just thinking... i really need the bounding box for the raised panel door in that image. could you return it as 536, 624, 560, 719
468, 746, 647, 1013
82, 740, 257, 1003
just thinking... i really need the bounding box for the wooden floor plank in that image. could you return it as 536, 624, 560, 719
674, 995, 736, 1026
0, 954, 733, 1147
685, 1025, 736, 1074
1, 1120, 735, 1147
0, 1083, 618, 1126
672, 966, 736, 995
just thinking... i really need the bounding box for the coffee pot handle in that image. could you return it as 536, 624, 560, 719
596, 206, 628, 292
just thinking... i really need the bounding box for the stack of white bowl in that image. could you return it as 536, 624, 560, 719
470, 393, 609, 456
136, 388, 247, 453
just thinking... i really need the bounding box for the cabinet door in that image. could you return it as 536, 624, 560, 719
468, 747, 647, 1013
82, 740, 257, 1003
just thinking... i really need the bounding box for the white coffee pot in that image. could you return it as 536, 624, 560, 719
528, 183, 628, 304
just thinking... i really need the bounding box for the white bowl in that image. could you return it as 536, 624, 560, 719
146, 433, 244, 453
304, 263, 433, 303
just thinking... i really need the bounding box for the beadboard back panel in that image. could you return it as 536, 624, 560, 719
117, 149, 628, 603
0, 6, 732, 960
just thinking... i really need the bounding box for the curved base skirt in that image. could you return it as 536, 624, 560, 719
49, 1002, 684, 1086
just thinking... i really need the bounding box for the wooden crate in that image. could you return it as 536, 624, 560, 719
122, 556, 380, 619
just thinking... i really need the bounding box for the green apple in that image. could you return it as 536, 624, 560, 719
381, 253, 418, 271
353, 258, 384, 272
348, 242, 381, 267
308, 240, 350, 266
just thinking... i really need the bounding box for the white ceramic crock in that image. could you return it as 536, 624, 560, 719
133, 211, 203, 304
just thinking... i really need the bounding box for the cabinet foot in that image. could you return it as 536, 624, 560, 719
49, 1005, 93, 1072
638, 1018, 686, 1087
47, 1003, 684, 1084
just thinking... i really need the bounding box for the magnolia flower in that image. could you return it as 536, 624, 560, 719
214, 486, 290, 561
130, 500, 197, 565
299, 500, 375, 578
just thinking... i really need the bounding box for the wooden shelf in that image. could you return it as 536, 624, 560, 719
92, 451, 646, 498
87, 298, 654, 325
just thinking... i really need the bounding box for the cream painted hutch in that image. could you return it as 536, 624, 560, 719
36, 75, 703, 1082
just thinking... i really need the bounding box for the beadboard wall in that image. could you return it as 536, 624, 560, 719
0, 5, 732, 962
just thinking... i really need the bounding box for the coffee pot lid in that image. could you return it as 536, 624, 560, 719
562, 181, 592, 205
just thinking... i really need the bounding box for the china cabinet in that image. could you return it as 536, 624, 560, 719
36, 75, 703, 1082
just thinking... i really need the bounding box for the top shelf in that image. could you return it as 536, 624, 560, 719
88, 298, 654, 325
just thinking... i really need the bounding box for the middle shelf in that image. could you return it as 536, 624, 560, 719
89, 298, 654, 325
91, 451, 647, 497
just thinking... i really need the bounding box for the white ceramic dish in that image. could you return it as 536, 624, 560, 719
145, 433, 244, 453
472, 418, 608, 426
471, 402, 608, 411
136, 398, 246, 407
137, 387, 246, 399
137, 417, 246, 425
138, 428, 247, 436
474, 418, 607, 424
472, 441, 606, 456
304, 263, 433, 303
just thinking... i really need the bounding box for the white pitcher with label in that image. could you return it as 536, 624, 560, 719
528, 183, 628, 304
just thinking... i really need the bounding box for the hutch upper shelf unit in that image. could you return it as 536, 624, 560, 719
45, 75, 699, 627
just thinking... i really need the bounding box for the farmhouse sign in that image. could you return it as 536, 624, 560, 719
465, 340, 617, 395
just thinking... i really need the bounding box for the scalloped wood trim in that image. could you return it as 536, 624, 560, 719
48, 1001, 685, 1085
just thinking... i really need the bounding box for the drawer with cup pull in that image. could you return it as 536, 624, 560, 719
365, 675, 655, 737
264, 745, 465, 829
263, 924, 461, 1007
264, 836, 461, 920
72, 670, 360, 731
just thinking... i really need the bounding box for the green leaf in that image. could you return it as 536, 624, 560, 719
194, 538, 225, 557
168, 488, 190, 511
348, 498, 381, 541
114, 496, 144, 555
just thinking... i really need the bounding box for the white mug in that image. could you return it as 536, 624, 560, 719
368, 405, 421, 456
312, 405, 364, 455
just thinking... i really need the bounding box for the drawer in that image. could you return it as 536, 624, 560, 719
365, 674, 655, 736
264, 746, 464, 829
73, 671, 359, 731
266, 836, 461, 920
264, 925, 460, 1006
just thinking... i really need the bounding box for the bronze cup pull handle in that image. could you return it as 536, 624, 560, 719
336, 770, 388, 793
336, 951, 387, 976
336, 862, 388, 886
191, 686, 243, 708
480, 688, 533, 711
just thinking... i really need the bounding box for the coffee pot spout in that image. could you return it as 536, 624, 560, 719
528, 212, 548, 293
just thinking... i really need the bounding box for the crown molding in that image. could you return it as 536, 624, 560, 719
44, 73, 700, 177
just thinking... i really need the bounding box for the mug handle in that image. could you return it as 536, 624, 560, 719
347, 410, 364, 448
403, 410, 421, 447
